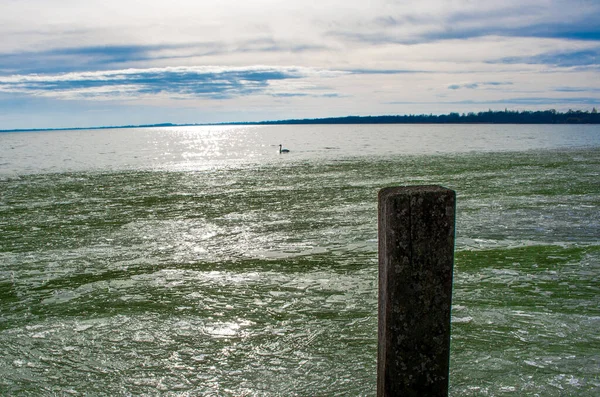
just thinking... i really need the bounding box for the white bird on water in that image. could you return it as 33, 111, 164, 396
279, 144, 290, 154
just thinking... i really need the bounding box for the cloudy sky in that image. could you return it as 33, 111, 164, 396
1, 0, 599, 129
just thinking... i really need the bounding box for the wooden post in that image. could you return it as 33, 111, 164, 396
377, 185, 456, 397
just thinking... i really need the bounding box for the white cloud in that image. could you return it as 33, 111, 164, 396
0, 65, 351, 103
0, 0, 598, 128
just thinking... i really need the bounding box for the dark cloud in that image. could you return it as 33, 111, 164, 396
492, 49, 600, 67
0, 67, 345, 101
328, 3, 600, 50
465, 97, 600, 105
271, 93, 309, 97
325, 30, 419, 45
0, 40, 330, 75
389, 97, 599, 105
553, 87, 600, 93
235, 38, 329, 53
0, 43, 222, 74
347, 69, 431, 74
448, 82, 514, 90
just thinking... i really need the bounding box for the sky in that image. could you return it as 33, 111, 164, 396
1, 0, 599, 129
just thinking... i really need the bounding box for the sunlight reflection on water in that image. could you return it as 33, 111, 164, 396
1, 124, 599, 176
0, 126, 599, 395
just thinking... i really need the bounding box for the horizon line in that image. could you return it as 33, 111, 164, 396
1, 108, 598, 133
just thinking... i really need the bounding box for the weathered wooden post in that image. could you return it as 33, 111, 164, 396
378, 185, 455, 397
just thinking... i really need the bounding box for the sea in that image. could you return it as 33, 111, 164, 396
1, 124, 599, 396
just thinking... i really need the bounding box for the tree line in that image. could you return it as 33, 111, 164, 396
249, 108, 600, 125
4, 108, 599, 133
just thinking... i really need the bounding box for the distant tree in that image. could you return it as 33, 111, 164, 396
239, 108, 600, 126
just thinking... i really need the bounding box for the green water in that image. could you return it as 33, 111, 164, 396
1, 148, 599, 396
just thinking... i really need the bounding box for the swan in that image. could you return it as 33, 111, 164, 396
279, 144, 290, 154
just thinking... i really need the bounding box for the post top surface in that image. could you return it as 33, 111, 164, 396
379, 185, 454, 200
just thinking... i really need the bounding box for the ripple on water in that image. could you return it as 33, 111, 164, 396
1, 146, 599, 395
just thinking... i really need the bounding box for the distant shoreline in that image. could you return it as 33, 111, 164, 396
1, 109, 599, 133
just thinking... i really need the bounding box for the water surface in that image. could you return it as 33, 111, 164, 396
1, 124, 599, 395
